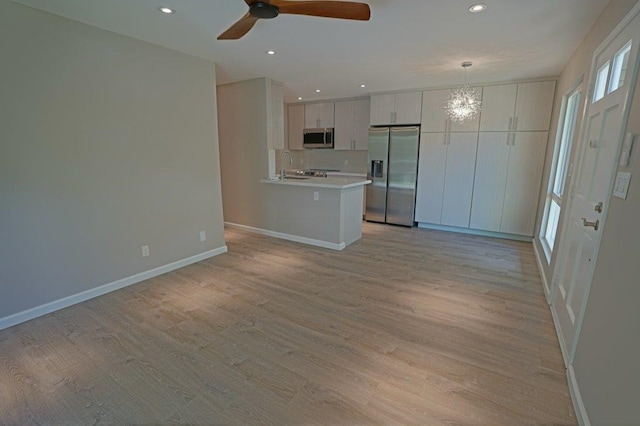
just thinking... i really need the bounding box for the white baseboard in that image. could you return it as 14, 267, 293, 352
416, 223, 533, 242
550, 304, 569, 368
532, 240, 552, 303
568, 365, 591, 426
225, 222, 345, 251
0, 246, 228, 331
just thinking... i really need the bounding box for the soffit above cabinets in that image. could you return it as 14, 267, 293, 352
12, 0, 609, 102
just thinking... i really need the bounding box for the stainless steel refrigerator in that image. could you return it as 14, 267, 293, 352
366, 126, 420, 226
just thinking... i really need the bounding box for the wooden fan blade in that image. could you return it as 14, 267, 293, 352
217, 12, 260, 40
272, 0, 370, 21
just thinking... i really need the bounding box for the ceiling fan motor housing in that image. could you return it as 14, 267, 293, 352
250, 2, 279, 19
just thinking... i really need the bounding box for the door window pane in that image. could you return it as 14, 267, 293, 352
553, 91, 580, 196
609, 41, 632, 93
593, 61, 610, 102
544, 200, 562, 251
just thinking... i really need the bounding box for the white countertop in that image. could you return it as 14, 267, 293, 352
261, 176, 371, 189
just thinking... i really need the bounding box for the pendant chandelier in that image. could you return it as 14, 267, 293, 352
445, 61, 482, 123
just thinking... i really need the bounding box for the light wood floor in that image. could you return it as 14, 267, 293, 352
0, 223, 576, 425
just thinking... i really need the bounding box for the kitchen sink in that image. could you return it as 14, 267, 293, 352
283, 175, 311, 180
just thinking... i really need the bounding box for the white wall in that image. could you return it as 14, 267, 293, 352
532, 0, 640, 423
0, 0, 226, 322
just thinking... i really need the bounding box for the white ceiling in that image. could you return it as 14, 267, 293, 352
12, 0, 611, 102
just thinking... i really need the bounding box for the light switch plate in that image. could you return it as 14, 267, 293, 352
313, 191, 319, 201
200, 231, 206, 242
613, 172, 632, 199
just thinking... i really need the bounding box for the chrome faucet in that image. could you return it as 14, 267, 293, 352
280, 150, 292, 180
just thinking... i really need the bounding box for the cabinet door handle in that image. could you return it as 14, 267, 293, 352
508, 117, 513, 131
443, 134, 448, 146
513, 117, 519, 131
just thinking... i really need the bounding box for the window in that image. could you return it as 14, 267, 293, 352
541, 88, 581, 260
609, 41, 632, 93
593, 62, 610, 102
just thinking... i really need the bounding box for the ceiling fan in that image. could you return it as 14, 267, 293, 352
218, 0, 371, 40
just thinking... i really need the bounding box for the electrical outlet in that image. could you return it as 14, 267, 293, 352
314, 191, 319, 201
200, 230, 206, 242
141, 245, 149, 258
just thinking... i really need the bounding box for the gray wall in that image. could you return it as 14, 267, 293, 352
217, 78, 271, 227
0, 0, 226, 319
532, 0, 640, 423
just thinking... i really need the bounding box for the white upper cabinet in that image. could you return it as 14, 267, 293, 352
394, 92, 422, 124
479, 84, 518, 131
421, 89, 481, 132
353, 99, 371, 149
514, 81, 556, 131
269, 82, 285, 150
334, 99, 370, 150
370, 92, 422, 125
370, 94, 396, 125
480, 81, 556, 132
304, 102, 334, 128
287, 104, 305, 150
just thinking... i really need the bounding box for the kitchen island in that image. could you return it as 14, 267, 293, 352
232, 176, 370, 250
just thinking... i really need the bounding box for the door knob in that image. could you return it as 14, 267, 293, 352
594, 201, 603, 213
582, 218, 600, 231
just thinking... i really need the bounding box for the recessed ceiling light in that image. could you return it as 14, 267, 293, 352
469, 4, 487, 13
360, 84, 366, 88
297, 97, 303, 100
315, 89, 321, 93
159, 7, 175, 14
266, 50, 276, 55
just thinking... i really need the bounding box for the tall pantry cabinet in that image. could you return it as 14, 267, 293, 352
416, 89, 481, 228
470, 81, 555, 237
416, 80, 555, 238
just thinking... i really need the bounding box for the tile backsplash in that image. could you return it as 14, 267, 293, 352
276, 149, 367, 174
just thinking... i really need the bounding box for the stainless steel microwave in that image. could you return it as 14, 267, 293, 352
303, 128, 334, 149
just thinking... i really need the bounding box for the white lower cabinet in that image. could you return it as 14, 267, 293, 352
415, 132, 478, 227
470, 131, 548, 236
500, 132, 548, 235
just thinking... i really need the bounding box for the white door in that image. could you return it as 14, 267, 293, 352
441, 133, 478, 228
553, 11, 640, 363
